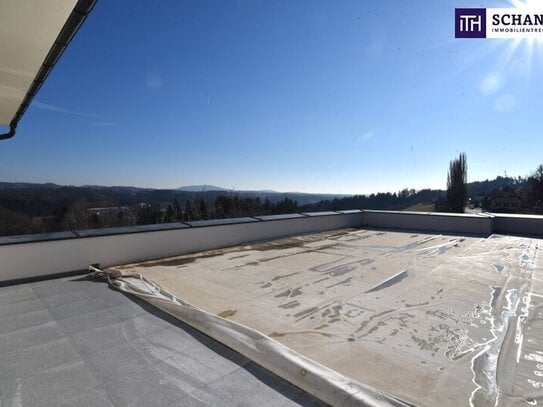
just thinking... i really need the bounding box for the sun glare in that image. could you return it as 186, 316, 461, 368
490, 0, 543, 78
509, 0, 541, 9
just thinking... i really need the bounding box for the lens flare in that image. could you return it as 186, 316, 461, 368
489, 0, 543, 81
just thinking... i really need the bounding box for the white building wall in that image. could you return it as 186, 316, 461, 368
1, 210, 542, 284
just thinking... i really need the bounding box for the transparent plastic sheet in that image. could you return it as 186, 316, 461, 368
101, 229, 543, 406
92, 269, 410, 407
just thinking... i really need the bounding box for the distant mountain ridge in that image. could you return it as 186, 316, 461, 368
0, 181, 348, 207
0, 175, 535, 237
177, 185, 228, 192
0, 175, 529, 201
0, 182, 63, 190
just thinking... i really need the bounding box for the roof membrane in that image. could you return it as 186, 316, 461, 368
106, 228, 543, 406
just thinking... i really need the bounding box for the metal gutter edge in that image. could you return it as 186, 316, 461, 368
0, 0, 98, 141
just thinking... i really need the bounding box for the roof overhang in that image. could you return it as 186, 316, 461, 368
0, 0, 96, 140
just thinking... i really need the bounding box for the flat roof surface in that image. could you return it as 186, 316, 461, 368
117, 228, 543, 406
0, 276, 325, 406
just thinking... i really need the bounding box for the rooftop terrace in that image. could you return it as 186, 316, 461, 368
2, 4, 542, 405
1, 210, 543, 406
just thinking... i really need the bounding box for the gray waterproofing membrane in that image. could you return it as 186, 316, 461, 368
102, 228, 543, 406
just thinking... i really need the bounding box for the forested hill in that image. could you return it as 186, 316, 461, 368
0, 183, 345, 215
0, 183, 346, 233
0, 176, 530, 237
300, 176, 529, 212
304, 189, 446, 212
0, 176, 528, 218
466, 176, 528, 196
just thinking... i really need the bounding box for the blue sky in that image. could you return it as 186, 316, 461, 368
1, 0, 542, 194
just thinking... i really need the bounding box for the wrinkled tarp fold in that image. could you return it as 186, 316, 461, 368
92, 267, 410, 407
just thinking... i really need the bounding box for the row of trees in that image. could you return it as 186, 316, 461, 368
302, 188, 444, 212
2, 159, 543, 236
0, 195, 303, 236
136, 196, 301, 225
445, 153, 543, 213
529, 164, 543, 208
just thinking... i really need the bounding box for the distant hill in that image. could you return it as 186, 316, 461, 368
177, 185, 282, 194
302, 176, 532, 212
0, 182, 62, 190
0, 175, 536, 237
0, 181, 348, 208
177, 185, 228, 192
0, 175, 530, 211
467, 176, 528, 196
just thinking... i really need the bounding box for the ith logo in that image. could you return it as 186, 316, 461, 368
455, 8, 486, 38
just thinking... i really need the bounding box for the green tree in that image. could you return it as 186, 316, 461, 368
274, 197, 300, 214
163, 204, 175, 222
262, 197, 272, 214
173, 199, 183, 221
446, 153, 468, 213
136, 204, 160, 225
529, 164, 543, 209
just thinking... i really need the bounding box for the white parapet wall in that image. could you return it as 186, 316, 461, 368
492, 213, 543, 236
361, 210, 495, 235
1, 209, 542, 284
0, 211, 363, 284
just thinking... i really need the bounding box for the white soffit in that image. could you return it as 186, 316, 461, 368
0, 0, 78, 125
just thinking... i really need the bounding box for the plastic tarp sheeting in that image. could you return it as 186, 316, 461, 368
97, 270, 409, 407
103, 228, 543, 406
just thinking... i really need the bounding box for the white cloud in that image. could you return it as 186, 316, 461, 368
32, 101, 76, 114
494, 94, 516, 112
32, 101, 112, 120
356, 130, 375, 146
146, 71, 163, 90
478, 73, 502, 95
